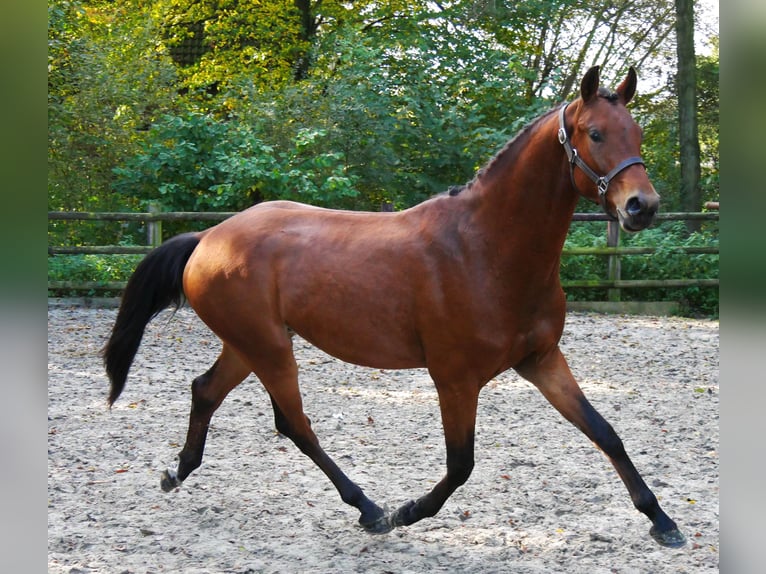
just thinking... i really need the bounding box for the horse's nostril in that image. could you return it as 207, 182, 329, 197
626, 196, 643, 216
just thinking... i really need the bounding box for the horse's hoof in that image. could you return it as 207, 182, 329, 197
360, 514, 395, 535
359, 504, 394, 535
360, 500, 413, 534
650, 525, 687, 548
389, 500, 416, 527
160, 469, 181, 492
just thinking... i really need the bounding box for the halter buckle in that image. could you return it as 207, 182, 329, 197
597, 177, 609, 196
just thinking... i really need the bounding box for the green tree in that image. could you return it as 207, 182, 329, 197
633, 33, 718, 213
48, 0, 179, 245
453, 0, 677, 103
49, 0, 717, 217
160, 0, 310, 106
48, 0, 178, 210
111, 111, 358, 213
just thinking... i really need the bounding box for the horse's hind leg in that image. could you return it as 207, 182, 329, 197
161, 343, 250, 492
252, 341, 387, 532
515, 346, 686, 548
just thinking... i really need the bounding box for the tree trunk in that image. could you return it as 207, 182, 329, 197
675, 0, 701, 231
293, 0, 318, 81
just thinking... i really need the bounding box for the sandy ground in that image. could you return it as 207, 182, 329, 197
48, 305, 718, 573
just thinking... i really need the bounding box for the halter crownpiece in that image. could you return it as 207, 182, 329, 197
557, 103, 645, 216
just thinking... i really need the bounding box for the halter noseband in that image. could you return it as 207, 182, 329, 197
557, 103, 644, 216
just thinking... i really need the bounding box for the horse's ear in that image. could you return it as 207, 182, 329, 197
617, 67, 638, 104
580, 66, 600, 102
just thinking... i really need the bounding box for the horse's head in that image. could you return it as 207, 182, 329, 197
562, 66, 659, 232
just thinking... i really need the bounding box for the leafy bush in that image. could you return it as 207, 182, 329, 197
48, 254, 143, 297
112, 112, 359, 213
621, 221, 719, 316
561, 220, 719, 316
561, 221, 610, 302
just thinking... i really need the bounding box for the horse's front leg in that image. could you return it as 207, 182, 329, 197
161, 345, 250, 491
515, 346, 686, 548
385, 380, 479, 529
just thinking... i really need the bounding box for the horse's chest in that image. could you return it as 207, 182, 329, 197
480, 307, 565, 375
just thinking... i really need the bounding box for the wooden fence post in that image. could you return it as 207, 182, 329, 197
607, 220, 621, 302
147, 202, 162, 248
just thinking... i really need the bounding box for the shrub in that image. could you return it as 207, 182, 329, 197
48, 254, 143, 298
561, 220, 719, 317
112, 112, 359, 214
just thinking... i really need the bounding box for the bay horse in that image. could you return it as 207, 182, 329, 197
104, 66, 685, 547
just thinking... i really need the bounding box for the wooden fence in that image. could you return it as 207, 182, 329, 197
48, 208, 719, 301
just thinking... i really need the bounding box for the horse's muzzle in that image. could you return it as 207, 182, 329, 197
617, 192, 659, 232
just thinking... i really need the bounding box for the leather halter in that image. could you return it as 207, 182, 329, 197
557, 103, 645, 216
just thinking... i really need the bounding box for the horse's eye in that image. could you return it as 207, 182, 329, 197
589, 129, 603, 143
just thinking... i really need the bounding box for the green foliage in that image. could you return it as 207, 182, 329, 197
621, 221, 719, 316
49, 0, 719, 216
48, 0, 719, 313
48, 0, 179, 214
160, 0, 309, 101
696, 41, 720, 202
47, 254, 143, 297
561, 222, 610, 301
636, 94, 682, 209
562, 221, 719, 316
633, 41, 720, 211
112, 112, 358, 212
235, 19, 535, 209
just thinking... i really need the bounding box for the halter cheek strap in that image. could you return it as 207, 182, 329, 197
557, 103, 644, 215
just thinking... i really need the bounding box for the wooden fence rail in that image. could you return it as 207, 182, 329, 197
48, 209, 719, 298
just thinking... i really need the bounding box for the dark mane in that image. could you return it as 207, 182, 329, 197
445, 105, 561, 196
444, 90, 620, 198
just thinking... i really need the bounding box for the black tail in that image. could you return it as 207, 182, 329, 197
103, 232, 201, 406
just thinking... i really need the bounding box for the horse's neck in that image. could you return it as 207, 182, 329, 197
470, 114, 579, 264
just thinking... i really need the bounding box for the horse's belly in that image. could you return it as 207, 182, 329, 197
299, 329, 425, 371
284, 294, 426, 370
